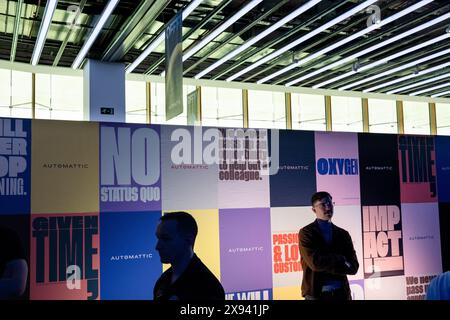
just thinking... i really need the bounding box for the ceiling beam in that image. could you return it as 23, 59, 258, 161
53, 0, 87, 66
102, 0, 169, 62
10, 0, 24, 62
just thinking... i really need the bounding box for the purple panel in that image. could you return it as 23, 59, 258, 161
219, 208, 272, 292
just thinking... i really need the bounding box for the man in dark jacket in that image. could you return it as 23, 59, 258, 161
153, 211, 225, 300
298, 191, 359, 300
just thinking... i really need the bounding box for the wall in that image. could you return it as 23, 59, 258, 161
1, 117, 449, 300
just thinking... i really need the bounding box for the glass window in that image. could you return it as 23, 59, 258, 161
150, 83, 193, 125
126, 80, 147, 123
0, 70, 32, 118
436, 103, 450, 136
403, 100, 430, 135
202, 86, 243, 128
331, 96, 362, 132
248, 90, 285, 129
291, 93, 326, 131
35, 74, 83, 121
151, 82, 165, 125
0, 69, 11, 117
368, 98, 397, 134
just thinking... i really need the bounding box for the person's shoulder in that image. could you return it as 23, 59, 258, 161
189, 255, 225, 299
299, 221, 316, 234
332, 223, 351, 235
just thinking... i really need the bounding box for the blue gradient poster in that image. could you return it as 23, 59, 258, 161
269, 130, 316, 207
100, 211, 162, 299
435, 136, 450, 202
0, 118, 31, 214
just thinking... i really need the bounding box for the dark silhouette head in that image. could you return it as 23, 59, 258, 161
155, 211, 198, 264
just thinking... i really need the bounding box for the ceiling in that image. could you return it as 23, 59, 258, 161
0, 0, 449, 97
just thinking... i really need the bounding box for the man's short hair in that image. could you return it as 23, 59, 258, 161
160, 211, 198, 239
311, 191, 332, 206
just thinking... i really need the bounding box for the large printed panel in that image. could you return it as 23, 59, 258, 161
0, 118, 31, 214
438, 203, 450, 272
435, 136, 450, 202
358, 133, 400, 205
362, 204, 404, 279
270, 207, 308, 291
30, 213, 100, 300
31, 120, 99, 214
332, 205, 364, 281
405, 273, 440, 300
269, 130, 316, 207
0, 214, 30, 299
186, 209, 221, 280
364, 276, 406, 300
398, 135, 437, 203
218, 128, 270, 208
100, 211, 161, 300
100, 123, 161, 212
219, 208, 272, 295
402, 203, 442, 276
161, 126, 218, 210
349, 279, 365, 300
315, 132, 360, 205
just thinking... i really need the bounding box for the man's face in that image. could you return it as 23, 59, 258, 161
312, 196, 334, 221
155, 220, 188, 264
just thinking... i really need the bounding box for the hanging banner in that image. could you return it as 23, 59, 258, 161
165, 11, 183, 121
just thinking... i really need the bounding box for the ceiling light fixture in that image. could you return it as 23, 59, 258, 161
285, 10, 450, 87
362, 61, 450, 92
183, 0, 263, 62
313, 32, 450, 88
258, 0, 434, 85
225, 0, 378, 82
31, 0, 58, 66
72, 0, 120, 69
126, 0, 204, 73
194, 0, 323, 79
410, 81, 450, 96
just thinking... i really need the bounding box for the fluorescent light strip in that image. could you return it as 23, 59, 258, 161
226, 0, 378, 82
363, 61, 450, 92
386, 72, 450, 94
184, 0, 263, 62
259, 0, 434, 85
126, 0, 204, 74
410, 81, 450, 96
286, 10, 449, 87
432, 89, 450, 97
194, 0, 323, 79
31, 0, 58, 66
313, 32, 450, 88
339, 47, 450, 90
72, 0, 119, 69
182, 0, 204, 19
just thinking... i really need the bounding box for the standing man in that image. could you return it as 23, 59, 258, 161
153, 211, 225, 300
298, 191, 359, 300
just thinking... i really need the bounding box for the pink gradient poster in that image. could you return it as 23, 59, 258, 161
30, 213, 100, 300
398, 135, 437, 203
315, 132, 360, 205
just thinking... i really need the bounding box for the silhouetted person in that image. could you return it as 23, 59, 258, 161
153, 211, 225, 300
426, 271, 450, 300
0, 225, 28, 299
298, 191, 359, 300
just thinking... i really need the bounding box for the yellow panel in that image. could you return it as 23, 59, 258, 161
273, 286, 303, 300
31, 120, 99, 214
161, 209, 221, 281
